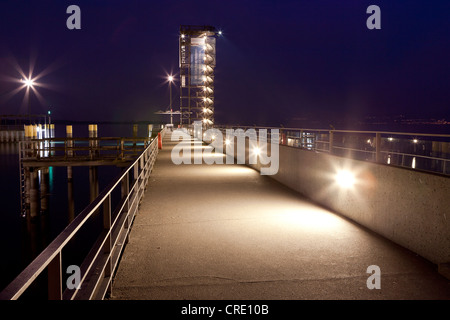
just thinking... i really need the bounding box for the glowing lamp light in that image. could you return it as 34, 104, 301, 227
335, 170, 356, 189
225, 139, 231, 145
218, 31, 222, 35
253, 147, 260, 156
388, 137, 394, 141
413, 139, 418, 143
168, 75, 174, 82
22, 78, 34, 87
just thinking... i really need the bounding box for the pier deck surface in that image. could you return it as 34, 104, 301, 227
111, 135, 450, 300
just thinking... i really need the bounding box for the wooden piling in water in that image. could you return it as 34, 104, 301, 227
68, 178, 75, 223
133, 124, 138, 148
40, 168, 49, 214
89, 166, 99, 202
24, 125, 32, 217
29, 168, 38, 219
88, 124, 99, 202
66, 125, 73, 181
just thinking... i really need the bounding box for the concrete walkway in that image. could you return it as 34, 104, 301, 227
111, 135, 450, 300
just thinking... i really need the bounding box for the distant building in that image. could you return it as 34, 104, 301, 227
179, 25, 218, 127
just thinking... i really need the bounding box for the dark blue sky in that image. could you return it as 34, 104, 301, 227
0, 0, 449, 127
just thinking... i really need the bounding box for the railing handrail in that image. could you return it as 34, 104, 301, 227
24, 136, 155, 142
211, 125, 450, 175
215, 125, 450, 139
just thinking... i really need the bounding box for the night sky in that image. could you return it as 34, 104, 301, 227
0, 0, 449, 128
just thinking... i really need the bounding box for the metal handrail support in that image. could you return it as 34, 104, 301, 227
0, 132, 162, 300
375, 132, 381, 163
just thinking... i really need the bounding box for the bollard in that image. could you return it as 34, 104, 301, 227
158, 132, 162, 149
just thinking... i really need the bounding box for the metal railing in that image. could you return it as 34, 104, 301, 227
0, 132, 163, 300
213, 125, 450, 176
18, 136, 155, 218
19, 137, 154, 163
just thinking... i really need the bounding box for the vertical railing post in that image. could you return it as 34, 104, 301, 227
103, 194, 112, 296
376, 132, 381, 163
140, 154, 145, 184
120, 139, 124, 160
48, 252, 62, 300
122, 172, 129, 214
329, 130, 334, 154
134, 162, 139, 183
300, 130, 303, 148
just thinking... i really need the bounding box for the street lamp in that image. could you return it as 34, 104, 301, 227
168, 75, 174, 125
21, 77, 35, 122
22, 78, 34, 88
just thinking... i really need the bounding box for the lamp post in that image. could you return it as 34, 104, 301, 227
22, 78, 34, 123
168, 75, 174, 126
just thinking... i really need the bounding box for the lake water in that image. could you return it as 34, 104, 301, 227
0, 123, 158, 294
